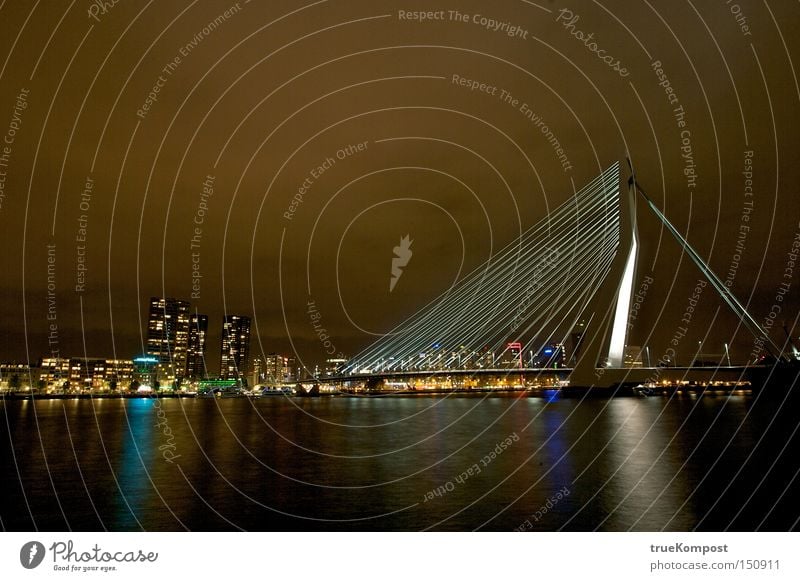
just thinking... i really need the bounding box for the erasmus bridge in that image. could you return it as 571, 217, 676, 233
310, 161, 791, 393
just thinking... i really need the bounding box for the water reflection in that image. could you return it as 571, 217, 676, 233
0, 395, 797, 531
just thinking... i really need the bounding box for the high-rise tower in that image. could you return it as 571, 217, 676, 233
146, 297, 190, 382
219, 315, 251, 381
186, 313, 209, 380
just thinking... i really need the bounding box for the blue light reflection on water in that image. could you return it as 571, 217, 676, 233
0, 394, 797, 531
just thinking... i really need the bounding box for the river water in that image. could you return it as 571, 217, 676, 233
1, 393, 798, 531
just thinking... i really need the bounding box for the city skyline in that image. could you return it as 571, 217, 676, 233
1, 2, 798, 378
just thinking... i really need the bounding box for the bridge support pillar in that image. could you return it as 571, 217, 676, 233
607, 177, 638, 368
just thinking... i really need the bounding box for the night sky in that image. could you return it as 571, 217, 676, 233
0, 0, 798, 374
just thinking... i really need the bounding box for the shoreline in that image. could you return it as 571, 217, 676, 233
0, 384, 756, 400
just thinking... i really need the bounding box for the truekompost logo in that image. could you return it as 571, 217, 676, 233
390, 234, 413, 292
19, 541, 46, 569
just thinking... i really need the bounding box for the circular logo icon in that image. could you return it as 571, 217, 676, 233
19, 541, 46, 569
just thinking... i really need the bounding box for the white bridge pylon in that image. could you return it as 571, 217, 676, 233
606, 173, 638, 368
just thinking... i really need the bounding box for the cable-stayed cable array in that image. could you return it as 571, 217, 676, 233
344, 163, 622, 374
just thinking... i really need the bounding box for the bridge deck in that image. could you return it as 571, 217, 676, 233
299, 366, 762, 386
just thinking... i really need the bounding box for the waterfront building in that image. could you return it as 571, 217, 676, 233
263, 353, 295, 383
534, 344, 565, 368
146, 297, 190, 383
186, 313, 209, 380
41, 357, 70, 387
65, 357, 134, 390
567, 320, 586, 365
500, 342, 523, 368
250, 355, 264, 386
132, 355, 158, 390
99, 359, 134, 389
219, 315, 251, 382
0, 362, 34, 390
323, 357, 348, 376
